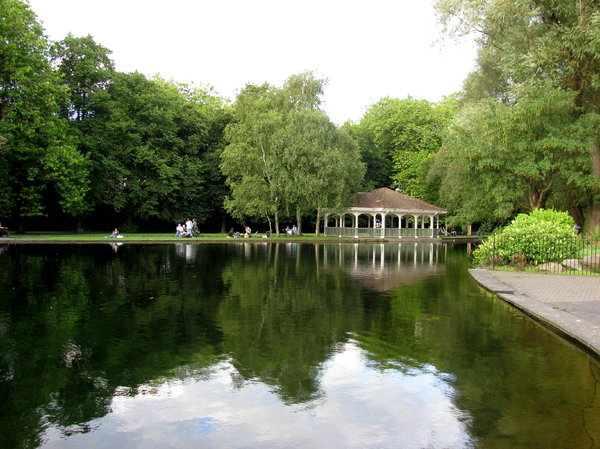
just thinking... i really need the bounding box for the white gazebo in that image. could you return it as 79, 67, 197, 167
323, 187, 447, 239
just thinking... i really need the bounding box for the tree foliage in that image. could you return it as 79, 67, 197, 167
79, 73, 230, 227
349, 96, 457, 202
0, 0, 89, 220
52, 34, 114, 121
434, 0, 600, 230
431, 84, 594, 228
222, 73, 364, 234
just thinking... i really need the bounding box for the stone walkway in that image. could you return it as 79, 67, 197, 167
469, 269, 600, 357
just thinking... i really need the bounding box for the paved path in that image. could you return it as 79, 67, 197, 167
469, 269, 600, 357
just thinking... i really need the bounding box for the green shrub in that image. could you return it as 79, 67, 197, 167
473, 209, 578, 266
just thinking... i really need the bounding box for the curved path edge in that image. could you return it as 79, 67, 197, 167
469, 268, 600, 359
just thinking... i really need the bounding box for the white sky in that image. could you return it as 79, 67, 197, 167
27, 0, 477, 125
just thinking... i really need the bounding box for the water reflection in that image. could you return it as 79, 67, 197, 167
318, 243, 444, 291
0, 243, 599, 449
39, 342, 473, 449
174, 243, 197, 262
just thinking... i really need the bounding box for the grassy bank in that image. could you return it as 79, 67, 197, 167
2, 232, 346, 242
0, 232, 451, 243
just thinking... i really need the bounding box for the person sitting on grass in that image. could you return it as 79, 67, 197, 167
107, 228, 119, 238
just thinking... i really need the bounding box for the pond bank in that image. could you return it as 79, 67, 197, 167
470, 268, 600, 358
0, 236, 446, 244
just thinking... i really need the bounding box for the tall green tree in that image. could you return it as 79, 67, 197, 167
80, 72, 229, 228
430, 84, 592, 228
342, 121, 392, 191
221, 72, 364, 235
354, 96, 456, 202
435, 0, 600, 230
0, 0, 89, 223
52, 34, 114, 121
221, 82, 285, 232
273, 110, 365, 234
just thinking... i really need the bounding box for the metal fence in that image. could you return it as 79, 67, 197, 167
324, 227, 440, 239
482, 235, 600, 275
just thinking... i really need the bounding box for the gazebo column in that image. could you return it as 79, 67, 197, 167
381, 212, 387, 238
354, 213, 360, 238
430, 215, 434, 238
324, 213, 330, 236
397, 214, 403, 239
413, 215, 419, 237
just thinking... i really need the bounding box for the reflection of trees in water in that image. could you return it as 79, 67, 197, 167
218, 242, 364, 404
1, 243, 600, 449
0, 245, 228, 448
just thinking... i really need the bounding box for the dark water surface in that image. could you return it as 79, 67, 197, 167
1, 242, 599, 449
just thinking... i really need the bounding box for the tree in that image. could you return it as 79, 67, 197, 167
353, 96, 457, 203
0, 0, 89, 224
341, 121, 393, 191
52, 34, 114, 121
431, 84, 592, 229
272, 110, 365, 234
221, 82, 285, 232
435, 0, 600, 231
221, 73, 365, 235
80, 72, 229, 228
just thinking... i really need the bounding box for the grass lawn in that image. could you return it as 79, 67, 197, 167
2, 232, 345, 242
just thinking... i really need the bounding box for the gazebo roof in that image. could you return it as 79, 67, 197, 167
350, 188, 446, 213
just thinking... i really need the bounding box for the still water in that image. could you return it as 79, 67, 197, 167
1, 242, 599, 449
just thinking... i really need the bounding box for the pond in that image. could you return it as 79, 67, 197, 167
1, 242, 599, 449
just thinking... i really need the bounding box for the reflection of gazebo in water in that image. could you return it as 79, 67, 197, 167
317, 242, 445, 292
323, 187, 447, 239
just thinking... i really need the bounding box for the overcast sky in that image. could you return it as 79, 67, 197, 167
27, 0, 477, 124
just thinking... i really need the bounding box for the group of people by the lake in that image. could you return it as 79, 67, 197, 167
226, 224, 299, 238
285, 225, 298, 236
227, 225, 270, 239
175, 218, 200, 238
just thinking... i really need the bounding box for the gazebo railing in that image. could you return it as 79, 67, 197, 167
324, 227, 440, 238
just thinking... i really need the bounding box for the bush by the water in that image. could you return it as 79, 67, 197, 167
473, 209, 577, 266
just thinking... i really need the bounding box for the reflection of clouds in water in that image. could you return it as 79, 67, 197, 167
40, 344, 473, 449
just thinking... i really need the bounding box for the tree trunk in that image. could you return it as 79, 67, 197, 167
567, 203, 584, 228
275, 211, 280, 236
296, 207, 302, 235
467, 223, 472, 236
315, 207, 321, 236
584, 203, 600, 234
265, 213, 272, 233
75, 218, 84, 233
586, 143, 600, 232
220, 213, 227, 233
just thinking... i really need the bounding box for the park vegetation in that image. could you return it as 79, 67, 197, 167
472, 209, 579, 266
1, 0, 599, 235
432, 0, 600, 233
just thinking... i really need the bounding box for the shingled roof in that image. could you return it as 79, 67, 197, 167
350, 187, 446, 212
